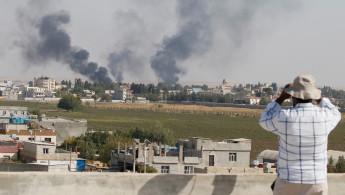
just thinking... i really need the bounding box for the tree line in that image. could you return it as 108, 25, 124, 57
60, 124, 174, 163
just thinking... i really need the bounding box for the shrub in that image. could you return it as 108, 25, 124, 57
57, 94, 83, 111
138, 165, 157, 173
336, 155, 345, 173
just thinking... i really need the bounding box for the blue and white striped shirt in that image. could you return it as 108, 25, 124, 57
259, 98, 341, 184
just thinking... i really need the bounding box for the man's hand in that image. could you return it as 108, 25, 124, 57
275, 83, 293, 105
316, 97, 323, 104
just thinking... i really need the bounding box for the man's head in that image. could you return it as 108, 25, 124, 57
284, 75, 321, 103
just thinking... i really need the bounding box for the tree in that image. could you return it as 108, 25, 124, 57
57, 94, 83, 111
259, 97, 269, 105
98, 133, 131, 163
328, 156, 335, 173
101, 94, 112, 102
336, 155, 345, 173
138, 165, 157, 173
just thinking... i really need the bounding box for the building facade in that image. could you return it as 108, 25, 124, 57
0, 142, 18, 162
34, 77, 56, 91
111, 137, 251, 174
0, 106, 28, 123
20, 141, 78, 171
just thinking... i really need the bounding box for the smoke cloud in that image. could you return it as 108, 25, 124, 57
150, 0, 213, 84
19, 10, 112, 83
107, 10, 150, 83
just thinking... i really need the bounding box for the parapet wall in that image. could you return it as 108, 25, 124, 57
0, 172, 344, 195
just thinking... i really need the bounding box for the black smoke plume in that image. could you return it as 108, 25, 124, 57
106, 10, 148, 83
150, 0, 213, 84
22, 11, 112, 83
107, 49, 135, 83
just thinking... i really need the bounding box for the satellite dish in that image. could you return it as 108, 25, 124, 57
41, 114, 46, 118
11, 134, 17, 139
10, 112, 17, 118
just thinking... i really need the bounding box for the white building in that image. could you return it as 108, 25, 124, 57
20, 142, 78, 172
111, 137, 251, 174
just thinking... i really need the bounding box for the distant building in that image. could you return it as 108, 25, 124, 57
83, 90, 95, 99
244, 97, 261, 105
235, 97, 261, 105
20, 141, 79, 172
34, 76, 56, 91
134, 97, 149, 104
0, 121, 57, 145
0, 106, 28, 123
113, 86, 132, 101
111, 137, 251, 174
0, 88, 22, 100
38, 116, 87, 146
23, 87, 46, 98
0, 142, 19, 162
220, 79, 232, 95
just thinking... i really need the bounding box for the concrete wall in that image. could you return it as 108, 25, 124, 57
0, 106, 27, 118
0, 173, 344, 195
39, 117, 87, 146
0, 123, 28, 130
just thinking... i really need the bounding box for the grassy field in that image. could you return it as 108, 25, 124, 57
1, 100, 345, 160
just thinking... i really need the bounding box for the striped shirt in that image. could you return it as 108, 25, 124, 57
259, 98, 341, 184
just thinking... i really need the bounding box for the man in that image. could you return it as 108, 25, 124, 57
259, 75, 341, 195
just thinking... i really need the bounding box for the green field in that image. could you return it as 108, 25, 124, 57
1, 100, 345, 160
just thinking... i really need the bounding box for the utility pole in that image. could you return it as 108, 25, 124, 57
69, 147, 72, 172
144, 144, 146, 173
133, 141, 136, 173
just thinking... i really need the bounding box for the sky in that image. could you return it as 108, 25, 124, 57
0, 0, 345, 87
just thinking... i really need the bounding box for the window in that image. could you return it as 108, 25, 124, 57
45, 138, 52, 143
161, 166, 170, 173
43, 148, 49, 154
229, 153, 237, 161
184, 166, 194, 174
209, 155, 214, 166
3, 111, 6, 115
28, 138, 34, 141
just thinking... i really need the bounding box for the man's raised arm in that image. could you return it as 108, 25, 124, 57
259, 83, 292, 133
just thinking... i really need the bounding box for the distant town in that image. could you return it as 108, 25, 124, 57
0, 76, 345, 174
1, 76, 345, 108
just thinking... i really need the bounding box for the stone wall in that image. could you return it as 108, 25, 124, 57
0, 163, 47, 172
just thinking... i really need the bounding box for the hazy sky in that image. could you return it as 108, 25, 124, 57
0, 0, 345, 87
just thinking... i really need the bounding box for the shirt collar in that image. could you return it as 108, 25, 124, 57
294, 103, 314, 108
